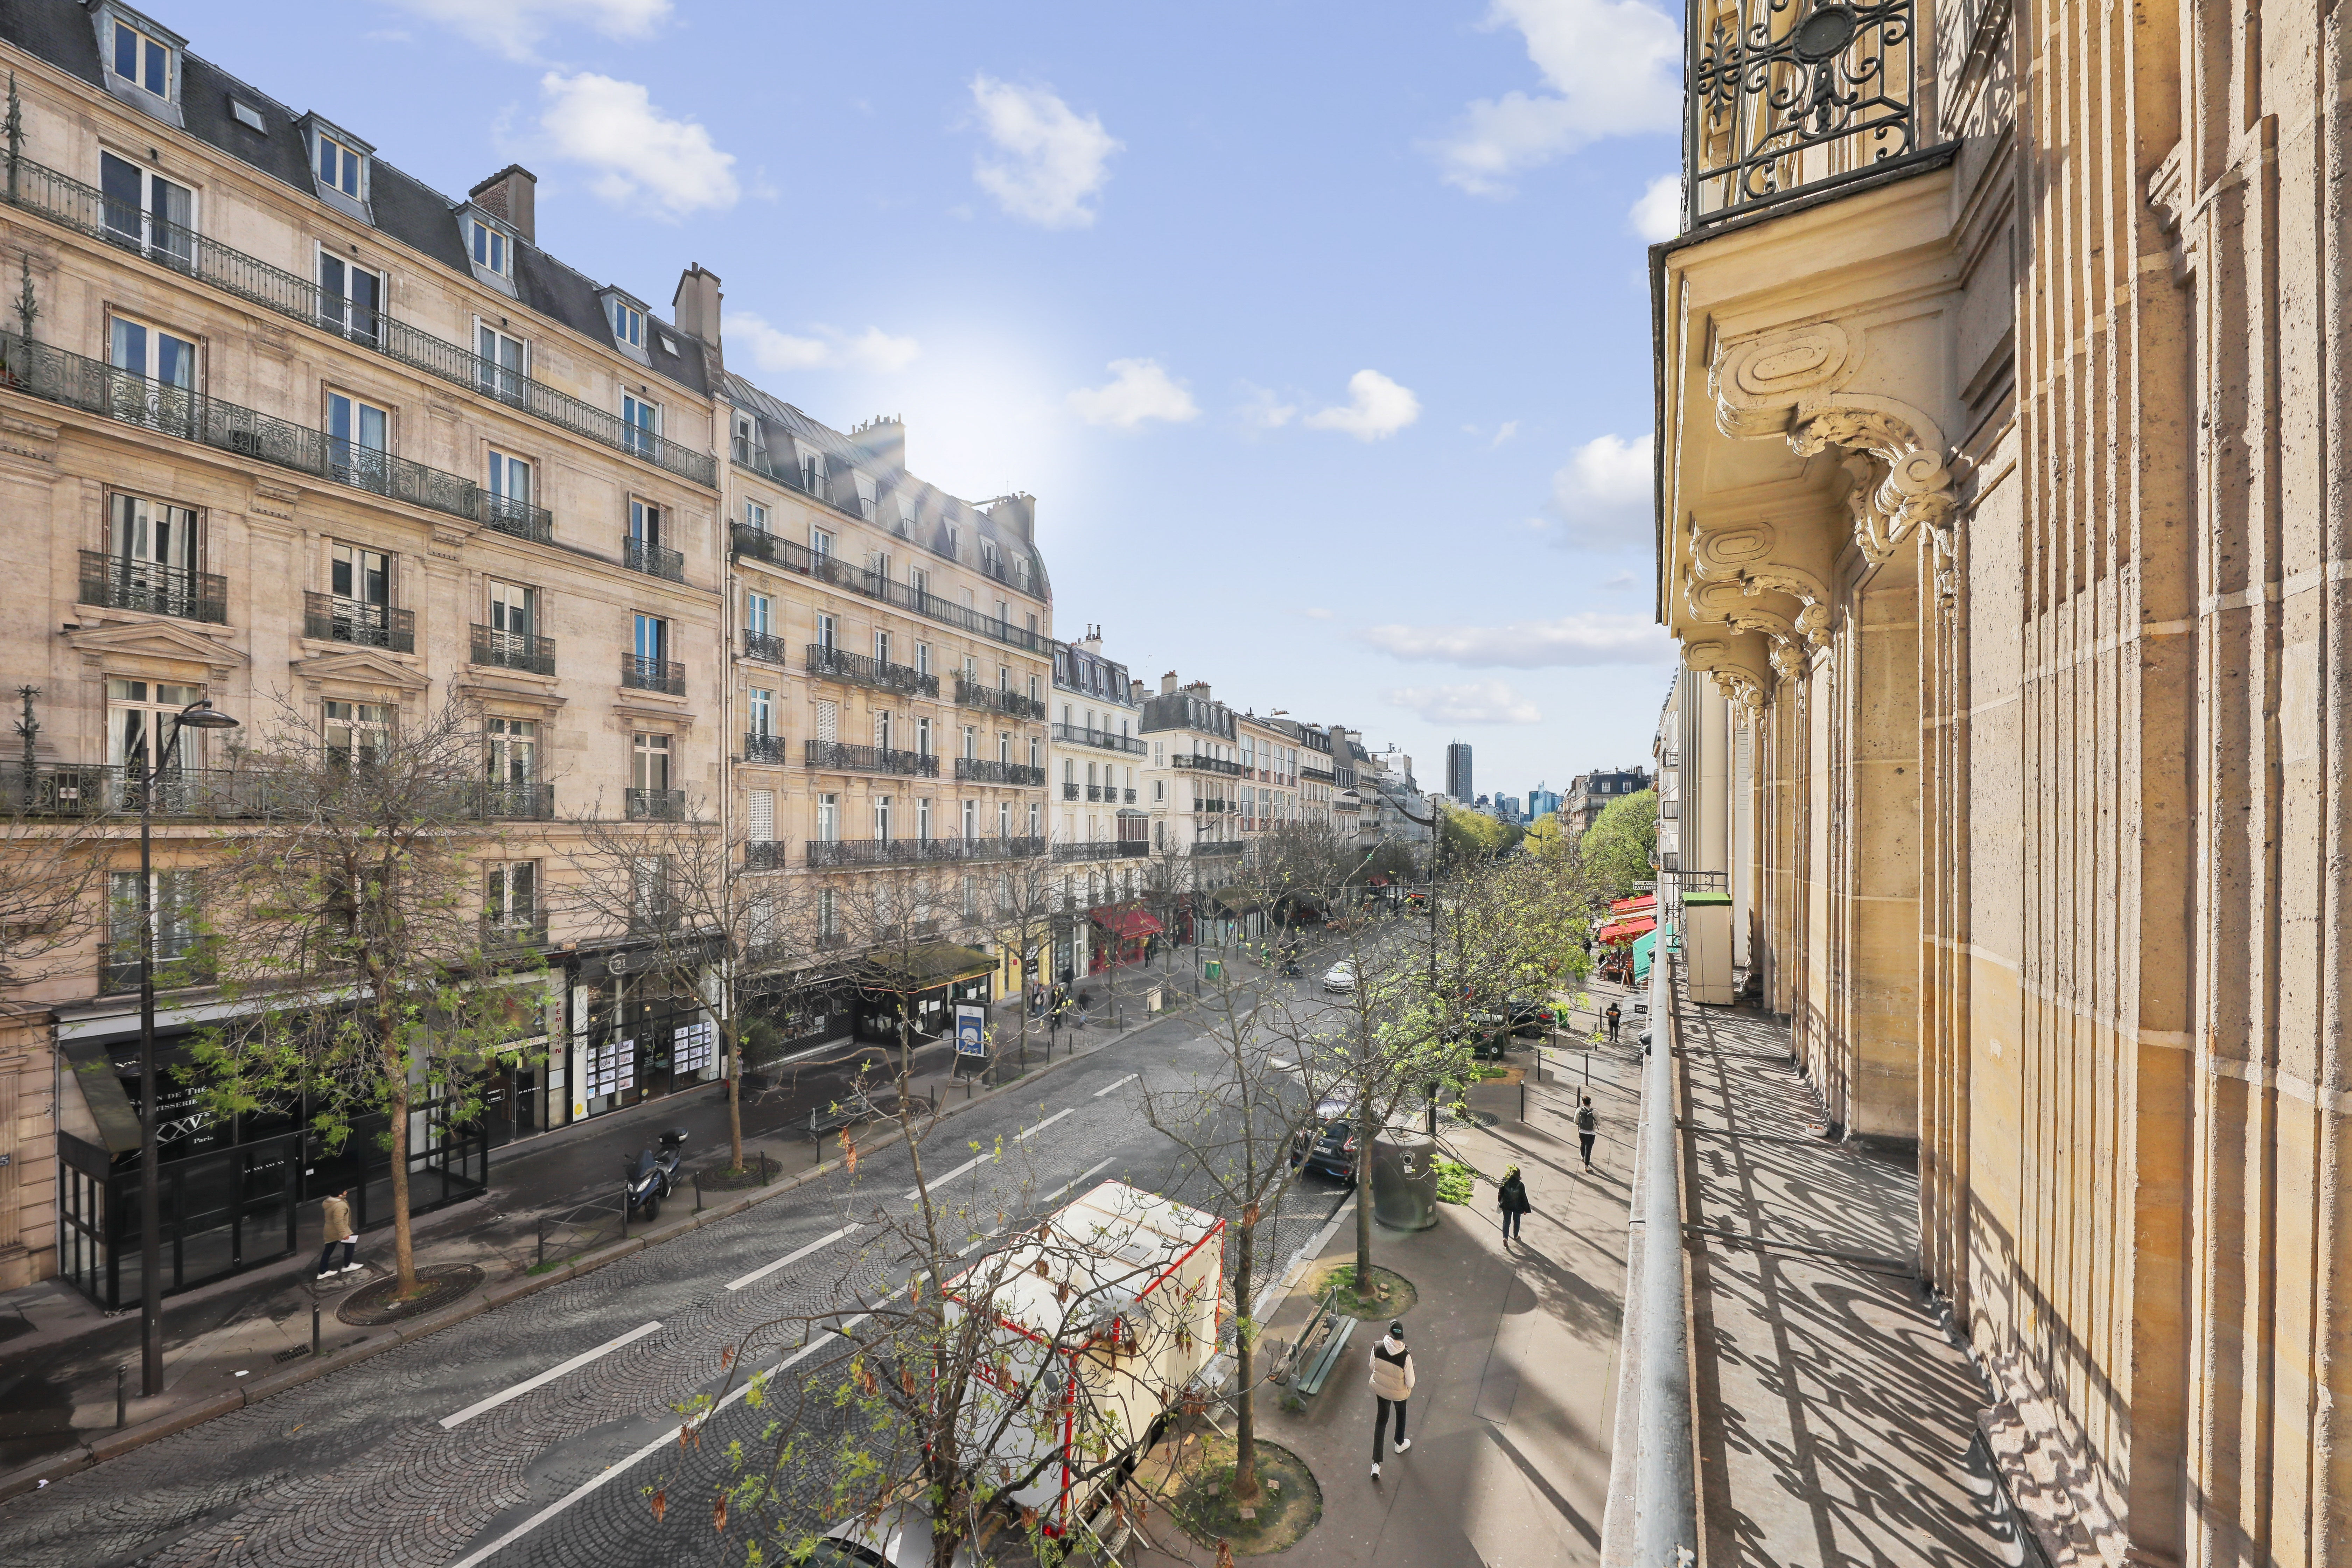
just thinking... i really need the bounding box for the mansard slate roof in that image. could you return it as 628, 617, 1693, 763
722, 370, 1049, 593
0, 0, 709, 399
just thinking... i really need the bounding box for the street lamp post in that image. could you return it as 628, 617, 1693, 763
137, 698, 238, 1398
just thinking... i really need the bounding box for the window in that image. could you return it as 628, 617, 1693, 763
1154, 742, 1166, 767
816, 612, 837, 651
961, 875, 976, 918
486, 451, 532, 510
802, 451, 823, 496
999, 733, 1011, 766
875, 630, 892, 666
629, 855, 669, 927
471, 219, 512, 278
478, 324, 525, 398
331, 542, 390, 606
909, 566, 928, 597
99, 152, 192, 264
318, 253, 382, 344
110, 16, 173, 97
817, 701, 839, 744
107, 870, 199, 989
1030, 675, 1042, 706
326, 394, 388, 484
916, 643, 932, 677
1028, 802, 1040, 837
1063, 759, 1076, 786
487, 579, 533, 639
1155, 779, 1166, 802
854, 474, 877, 520
316, 133, 365, 199
962, 799, 977, 839
818, 793, 840, 842
324, 699, 391, 767
611, 299, 644, 348
998, 665, 1010, 692
632, 732, 672, 792
811, 526, 833, 559
633, 612, 667, 664
622, 394, 659, 455
917, 717, 932, 757
998, 802, 1011, 837
995, 598, 1010, 625
108, 313, 195, 388
964, 726, 979, 761
745, 500, 769, 532
918, 798, 933, 841
749, 790, 775, 842
874, 795, 893, 841
746, 591, 772, 638
488, 716, 536, 784
1028, 737, 1040, 769
107, 678, 206, 770
943, 523, 959, 559
485, 861, 537, 926
108, 492, 196, 577
874, 711, 894, 752
748, 688, 774, 737
1061, 703, 1073, 727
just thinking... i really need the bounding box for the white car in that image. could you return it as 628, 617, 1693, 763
1322, 961, 1357, 995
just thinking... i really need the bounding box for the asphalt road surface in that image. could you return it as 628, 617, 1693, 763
0, 974, 1376, 1568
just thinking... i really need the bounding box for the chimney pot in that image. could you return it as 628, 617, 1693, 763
467, 164, 537, 244
672, 262, 724, 350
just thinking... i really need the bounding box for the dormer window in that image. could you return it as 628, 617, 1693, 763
471, 219, 511, 278
317, 134, 365, 200
611, 299, 643, 349
110, 16, 172, 98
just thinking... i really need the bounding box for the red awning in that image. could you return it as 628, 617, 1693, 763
1609, 894, 1656, 915
1368, 873, 1391, 887
1092, 904, 1163, 942
1595, 916, 1657, 945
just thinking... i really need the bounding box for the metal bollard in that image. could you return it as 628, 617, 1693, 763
621, 1185, 630, 1241
115, 1363, 126, 1429
311, 1304, 321, 1358
695, 1171, 704, 1212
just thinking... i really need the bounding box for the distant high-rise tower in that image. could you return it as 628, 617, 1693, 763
1447, 742, 1474, 802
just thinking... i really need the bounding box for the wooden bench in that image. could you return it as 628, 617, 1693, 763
1290, 1289, 1358, 1397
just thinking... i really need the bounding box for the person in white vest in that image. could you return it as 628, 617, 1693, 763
1368, 1319, 1414, 1477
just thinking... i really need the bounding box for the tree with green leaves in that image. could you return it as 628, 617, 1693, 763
1578, 787, 1658, 898
186, 691, 544, 1298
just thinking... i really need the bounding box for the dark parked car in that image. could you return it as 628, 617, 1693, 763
1292, 1092, 1361, 1182
1467, 1011, 1513, 1059
1505, 999, 1552, 1037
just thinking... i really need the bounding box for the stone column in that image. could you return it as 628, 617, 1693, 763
1839, 548, 1922, 1144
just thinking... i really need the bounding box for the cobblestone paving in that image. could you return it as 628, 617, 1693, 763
0, 993, 1361, 1568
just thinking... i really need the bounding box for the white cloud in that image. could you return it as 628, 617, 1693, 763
1303, 607, 1335, 621
538, 73, 737, 219
1548, 431, 1654, 548
1304, 370, 1421, 441
1066, 358, 1200, 429
733, 315, 921, 375
1490, 419, 1520, 448
397, 0, 668, 62
1432, 0, 1681, 196
969, 77, 1121, 229
1359, 612, 1671, 668
1603, 570, 1637, 590
1385, 682, 1546, 726
1630, 173, 1680, 241
1241, 387, 1298, 429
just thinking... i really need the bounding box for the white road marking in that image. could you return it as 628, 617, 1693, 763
1044, 1157, 1117, 1206
903, 1107, 1076, 1200
1093, 1073, 1139, 1098
438, 1320, 663, 1431
723, 1223, 861, 1293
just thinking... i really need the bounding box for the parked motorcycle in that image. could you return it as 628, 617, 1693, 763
623, 1128, 690, 1222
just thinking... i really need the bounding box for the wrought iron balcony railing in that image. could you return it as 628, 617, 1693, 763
78, 551, 226, 624
804, 740, 939, 778
1050, 722, 1144, 755
1086, 784, 1108, 802
805, 835, 1045, 868
742, 628, 791, 664
744, 839, 790, 870
805, 644, 939, 699
957, 758, 1045, 786
481, 914, 551, 952
1193, 840, 1244, 857
2, 762, 547, 821
0, 330, 557, 539
0, 153, 716, 485
622, 654, 686, 695
1171, 754, 1246, 777
727, 522, 1050, 653
742, 732, 789, 763
1686, 0, 1920, 228
624, 537, 685, 582
476, 780, 555, 820
955, 678, 1046, 720
1301, 763, 1335, 784
470, 624, 555, 675
626, 788, 686, 821
305, 592, 414, 652
1061, 781, 1079, 799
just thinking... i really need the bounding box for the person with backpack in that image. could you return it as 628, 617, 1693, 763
1577, 1096, 1600, 1170
1368, 1320, 1414, 1478
1604, 1000, 1623, 1042
1497, 1164, 1531, 1244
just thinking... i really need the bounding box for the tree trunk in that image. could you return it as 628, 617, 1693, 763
1231, 1222, 1259, 1502
723, 1007, 745, 1171
1355, 1029, 1376, 1300
389, 1073, 417, 1296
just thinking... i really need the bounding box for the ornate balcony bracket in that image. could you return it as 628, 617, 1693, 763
1684, 634, 1773, 714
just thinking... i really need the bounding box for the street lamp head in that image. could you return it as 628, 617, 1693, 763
176, 700, 239, 730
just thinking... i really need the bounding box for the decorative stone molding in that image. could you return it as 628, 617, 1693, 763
1685, 573, 1802, 648
1687, 515, 1834, 645
1685, 634, 1771, 714
0, 412, 58, 467
249, 479, 300, 521
289, 646, 431, 699
66, 617, 246, 683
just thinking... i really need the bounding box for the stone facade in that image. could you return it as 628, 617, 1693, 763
1654, 0, 2352, 1559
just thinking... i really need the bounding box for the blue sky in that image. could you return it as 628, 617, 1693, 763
174, 0, 1682, 798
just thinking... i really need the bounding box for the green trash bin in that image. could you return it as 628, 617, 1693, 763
1205, 959, 1224, 980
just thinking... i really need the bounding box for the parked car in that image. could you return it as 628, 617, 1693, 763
1322, 961, 1357, 995
1293, 1091, 1362, 1182
1467, 1010, 1513, 1059
1505, 999, 1553, 1037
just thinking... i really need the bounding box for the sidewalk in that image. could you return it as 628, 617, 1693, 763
0, 982, 1193, 1485
1673, 980, 2021, 1565
1128, 1027, 1645, 1567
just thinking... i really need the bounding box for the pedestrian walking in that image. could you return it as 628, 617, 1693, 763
1497, 1164, 1531, 1243
1577, 1096, 1599, 1170
317, 1189, 358, 1279
1368, 1319, 1414, 1477
1604, 1001, 1622, 1042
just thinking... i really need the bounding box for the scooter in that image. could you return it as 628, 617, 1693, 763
623, 1128, 690, 1223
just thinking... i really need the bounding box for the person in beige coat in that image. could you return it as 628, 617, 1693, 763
1369, 1320, 1414, 1477
317, 1190, 358, 1279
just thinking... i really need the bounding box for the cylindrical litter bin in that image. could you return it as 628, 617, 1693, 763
1371, 1129, 1438, 1231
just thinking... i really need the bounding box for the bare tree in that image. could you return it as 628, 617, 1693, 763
185, 691, 542, 1297
969, 846, 1060, 1072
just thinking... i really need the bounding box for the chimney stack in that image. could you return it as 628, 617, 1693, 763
988, 493, 1035, 542
1161, 672, 1179, 696
468, 164, 537, 244
852, 415, 905, 472
672, 263, 723, 349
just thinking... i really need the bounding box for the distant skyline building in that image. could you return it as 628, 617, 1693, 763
1528, 784, 1563, 818
1447, 741, 1474, 802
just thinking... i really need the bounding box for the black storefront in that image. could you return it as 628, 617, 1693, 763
55, 1022, 489, 1312
854, 941, 995, 1043
576, 954, 723, 1119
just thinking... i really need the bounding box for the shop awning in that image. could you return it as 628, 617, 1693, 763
1595, 916, 1657, 946
858, 941, 995, 992
1609, 894, 1656, 916
1206, 887, 1264, 914
1091, 903, 1163, 941
1633, 926, 1662, 981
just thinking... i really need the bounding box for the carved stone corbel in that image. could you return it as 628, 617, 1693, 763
1687, 515, 1834, 646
